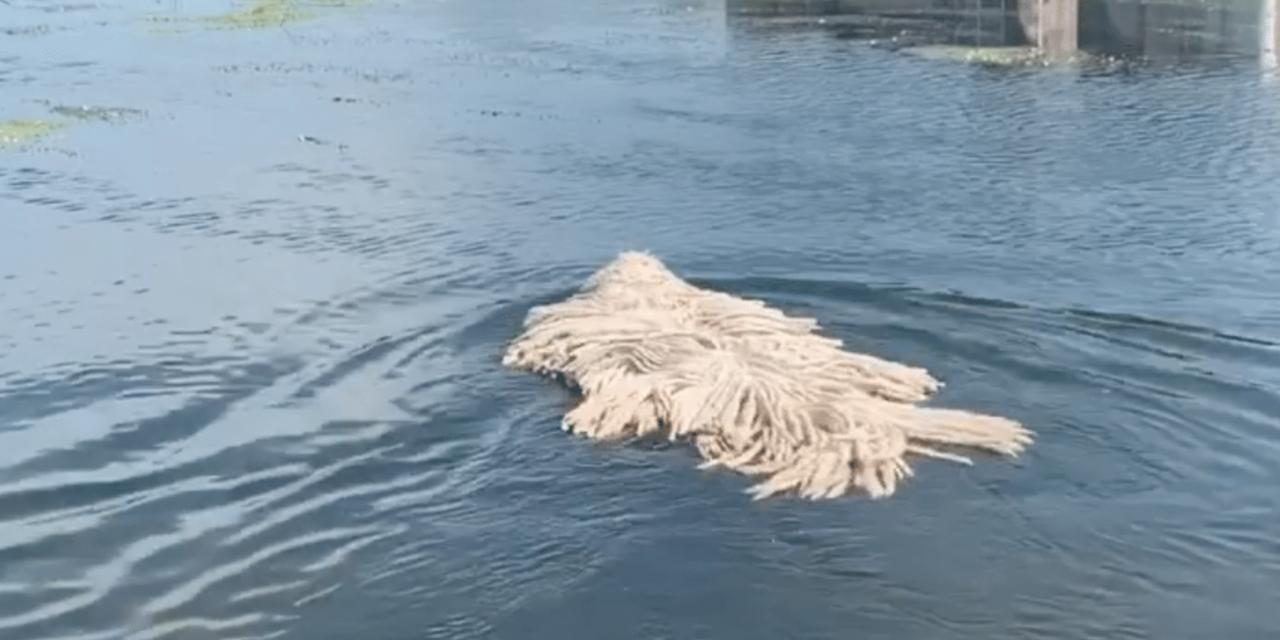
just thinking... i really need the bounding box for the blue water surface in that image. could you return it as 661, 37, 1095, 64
1, 1, 1278, 639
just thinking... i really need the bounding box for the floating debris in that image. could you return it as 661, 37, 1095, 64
902, 45, 1054, 69
0, 119, 67, 149
900, 44, 1141, 74
3, 25, 57, 37
298, 134, 348, 151
49, 104, 147, 124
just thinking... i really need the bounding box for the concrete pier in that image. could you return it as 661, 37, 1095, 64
1266, 0, 1280, 67
1038, 0, 1079, 58
726, 0, 1276, 62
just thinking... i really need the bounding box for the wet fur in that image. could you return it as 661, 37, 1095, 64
504, 251, 1033, 500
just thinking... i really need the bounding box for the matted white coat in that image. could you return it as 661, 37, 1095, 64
504, 252, 1033, 500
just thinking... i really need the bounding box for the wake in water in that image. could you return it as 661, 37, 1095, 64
503, 251, 1034, 500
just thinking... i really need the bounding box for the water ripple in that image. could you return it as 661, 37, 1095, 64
3, 1, 1280, 639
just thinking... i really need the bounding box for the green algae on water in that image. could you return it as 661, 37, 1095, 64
2, 105, 145, 152
149, 0, 371, 32
0, 119, 66, 149
203, 0, 317, 29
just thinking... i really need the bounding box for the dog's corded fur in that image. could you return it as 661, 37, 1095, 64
503, 252, 1033, 500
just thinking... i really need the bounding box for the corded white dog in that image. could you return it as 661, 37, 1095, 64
504, 251, 1033, 500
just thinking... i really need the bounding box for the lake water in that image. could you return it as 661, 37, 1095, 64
2, 1, 1279, 638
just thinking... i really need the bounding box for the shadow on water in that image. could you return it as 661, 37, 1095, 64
1, 0, 1280, 639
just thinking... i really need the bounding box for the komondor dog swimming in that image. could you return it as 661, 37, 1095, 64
503, 252, 1033, 500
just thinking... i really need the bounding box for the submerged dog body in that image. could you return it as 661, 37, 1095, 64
503, 252, 1033, 500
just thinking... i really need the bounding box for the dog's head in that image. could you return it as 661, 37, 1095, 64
586, 251, 682, 292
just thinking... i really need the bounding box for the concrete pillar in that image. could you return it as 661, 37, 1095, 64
1264, 0, 1279, 69
1037, 0, 1078, 59
1017, 0, 1039, 47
